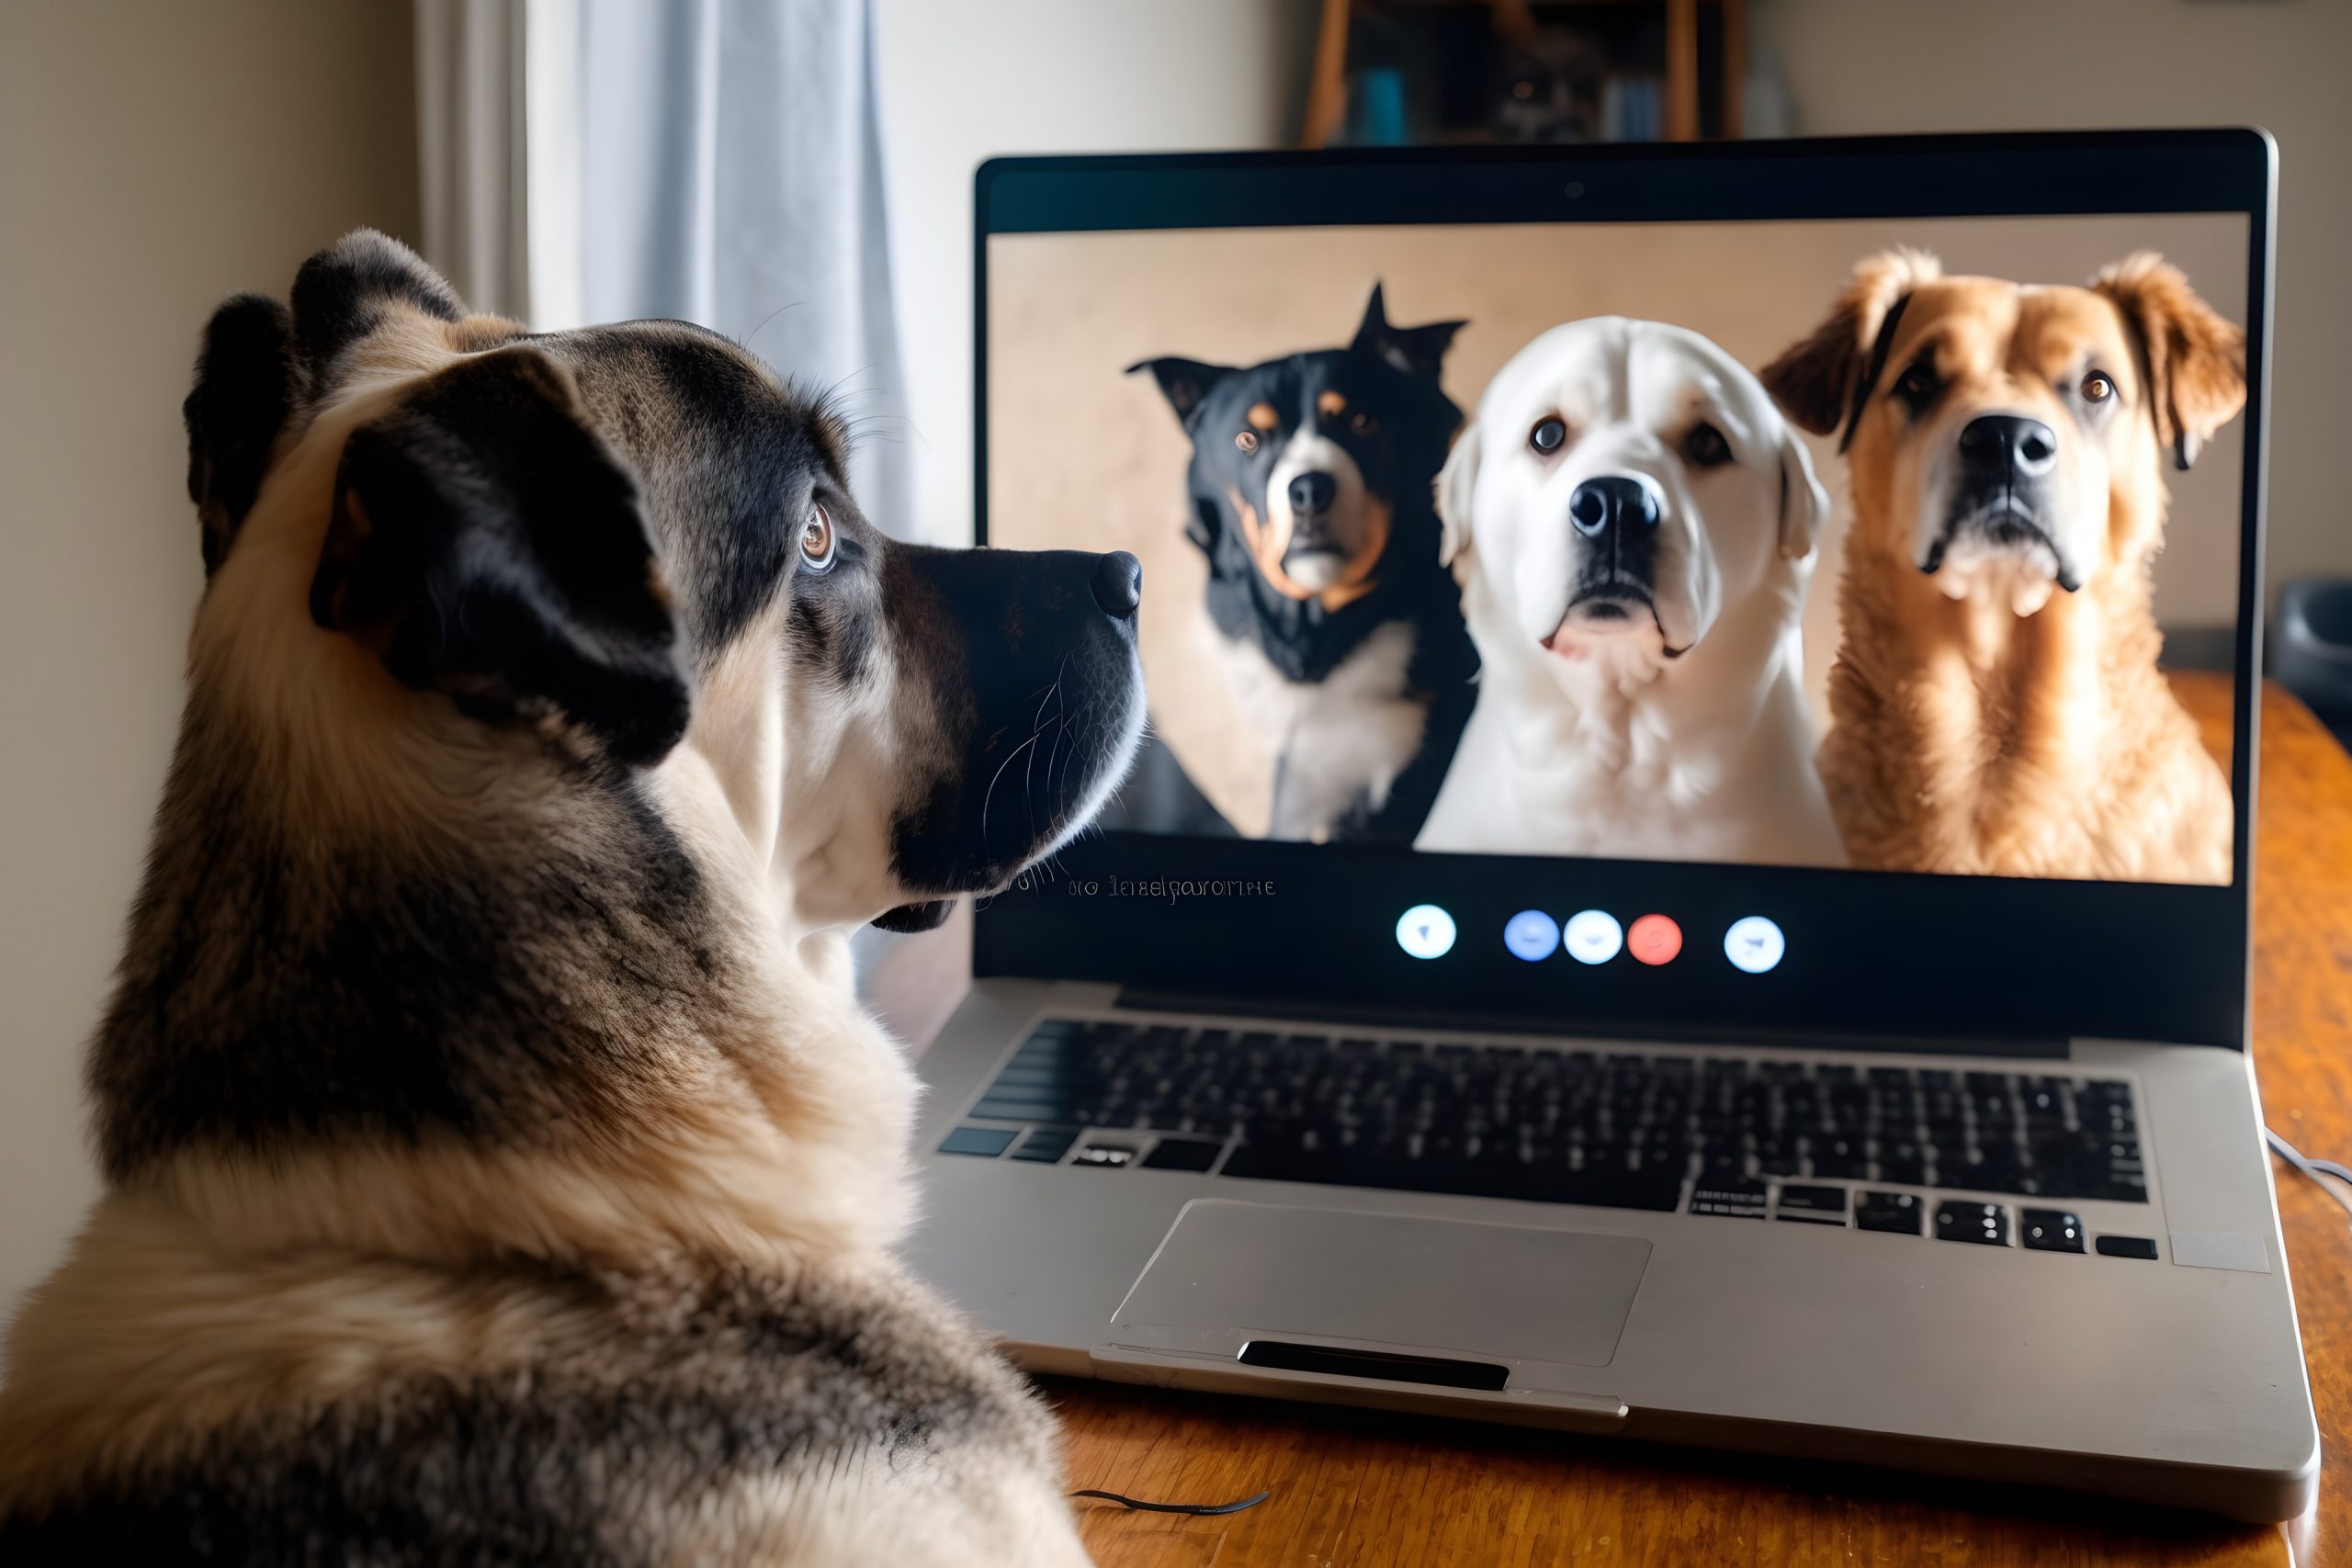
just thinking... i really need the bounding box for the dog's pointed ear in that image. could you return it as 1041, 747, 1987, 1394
1352, 283, 1466, 380
1762, 248, 1940, 450
290, 229, 466, 386
1435, 422, 1480, 569
2092, 253, 2246, 471
1776, 426, 1830, 561
1127, 357, 1232, 427
311, 345, 691, 766
184, 294, 302, 575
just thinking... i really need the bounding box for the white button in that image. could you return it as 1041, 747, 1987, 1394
1724, 915, 1785, 974
1395, 904, 1457, 960
1562, 909, 1623, 964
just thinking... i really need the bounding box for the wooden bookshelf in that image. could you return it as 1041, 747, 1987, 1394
1303, 0, 1747, 150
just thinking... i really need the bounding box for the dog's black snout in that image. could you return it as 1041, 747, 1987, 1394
1567, 475, 1658, 538
1288, 471, 1338, 516
1091, 550, 1143, 620
1959, 414, 2057, 479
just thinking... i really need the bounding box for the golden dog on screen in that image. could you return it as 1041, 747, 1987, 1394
1764, 250, 2245, 884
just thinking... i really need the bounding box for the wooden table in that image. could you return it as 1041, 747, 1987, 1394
870, 677, 2352, 1566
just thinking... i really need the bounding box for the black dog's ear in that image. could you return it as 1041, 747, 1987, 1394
290, 229, 466, 386
311, 345, 690, 766
1184, 495, 1221, 552
1351, 283, 1466, 380
1127, 356, 1232, 427
184, 294, 302, 575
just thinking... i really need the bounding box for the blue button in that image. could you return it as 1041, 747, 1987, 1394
1503, 909, 1560, 962
1724, 915, 1786, 974
1396, 904, 1457, 960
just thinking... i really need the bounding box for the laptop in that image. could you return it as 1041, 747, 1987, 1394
905, 130, 2316, 1523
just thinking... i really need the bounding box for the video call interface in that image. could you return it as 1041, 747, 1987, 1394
988, 213, 2250, 888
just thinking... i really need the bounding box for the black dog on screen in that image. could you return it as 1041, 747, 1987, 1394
1130, 286, 1477, 844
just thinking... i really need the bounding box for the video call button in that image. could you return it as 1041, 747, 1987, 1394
1723, 915, 1786, 975
1396, 904, 1458, 961
1503, 909, 1560, 962
1562, 909, 1623, 965
1627, 914, 1682, 966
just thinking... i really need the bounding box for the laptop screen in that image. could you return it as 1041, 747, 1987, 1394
974, 139, 2268, 1048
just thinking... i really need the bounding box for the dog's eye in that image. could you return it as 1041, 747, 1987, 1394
1349, 411, 1377, 435
1529, 415, 1568, 455
1235, 430, 1260, 456
1894, 362, 1939, 408
798, 502, 836, 573
1682, 422, 1732, 469
2081, 370, 2116, 404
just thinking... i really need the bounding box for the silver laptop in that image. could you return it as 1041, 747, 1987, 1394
906, 131, 2315, 1522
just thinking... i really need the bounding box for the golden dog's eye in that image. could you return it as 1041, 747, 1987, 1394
1894, 362, 1939, 405
799, 502, 835, 572
1529, 415, 1568, 455
1235, 430, 1260, 456
1682, 421, 1732, 469
2082, 371, 2115, 404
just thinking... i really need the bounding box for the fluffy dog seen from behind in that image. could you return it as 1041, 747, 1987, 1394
1132, 286, 1478, 844
0, 232, 1143, 1563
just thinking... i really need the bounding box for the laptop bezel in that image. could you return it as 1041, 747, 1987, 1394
968, 130, 2274, 1053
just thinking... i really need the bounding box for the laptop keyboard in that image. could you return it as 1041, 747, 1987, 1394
943, 1018, 2151, 1218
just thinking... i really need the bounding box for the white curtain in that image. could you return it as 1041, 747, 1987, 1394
416, 0, 913, 539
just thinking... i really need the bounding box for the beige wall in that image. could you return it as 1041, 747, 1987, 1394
873, 0, 1319, 545
0, 1, 418, 1313
1753, 0, 2352, 603
990, 216, 2247, 832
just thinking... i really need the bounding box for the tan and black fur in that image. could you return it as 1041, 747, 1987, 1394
1762, 250, 2244, 883
0, 232, 1143, 1562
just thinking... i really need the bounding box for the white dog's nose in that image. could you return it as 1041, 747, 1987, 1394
1568, 475, 1661, 537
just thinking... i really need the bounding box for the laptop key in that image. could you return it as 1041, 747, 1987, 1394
1856, 1191, 1924, 1234
1777, 1184, 1848, 1223
2096, 1235, 2160, 1259
2020, 1208, 2085, 1252
1936, 1201, 2009, 1246
1140, 1138, 1220, 1172
1071, 1142, 1137, 1168
1690, 1179, 1768, 1218
1010, 1128, 1077, 1163
939, 1126, 1018, 1157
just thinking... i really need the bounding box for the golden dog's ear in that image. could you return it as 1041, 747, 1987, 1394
1776, 428, 1830, 561
1761, 249, 1941, 450
2092, 253, 2246, 471
1435, 421, 1480, 568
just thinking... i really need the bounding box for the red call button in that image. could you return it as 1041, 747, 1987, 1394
1626, 913, 1682, 965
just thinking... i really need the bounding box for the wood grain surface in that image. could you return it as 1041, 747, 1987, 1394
1037, 678, 2350, 1566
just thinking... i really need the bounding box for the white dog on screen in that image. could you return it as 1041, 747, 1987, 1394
1416, 318, 1846, 867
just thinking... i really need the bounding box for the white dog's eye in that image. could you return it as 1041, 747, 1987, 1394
1682, 421, 1733, 469
1529, 415, 1568, 455
2081, 370, 2115, 404
799, 502, 836, 572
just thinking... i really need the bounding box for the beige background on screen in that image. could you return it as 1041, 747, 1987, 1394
989, 215, 2247, 834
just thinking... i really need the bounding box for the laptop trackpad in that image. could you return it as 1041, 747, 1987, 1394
1112, 1201, 1650, 1368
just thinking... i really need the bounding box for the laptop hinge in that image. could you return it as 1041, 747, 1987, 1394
1109, 987, 2071, 1060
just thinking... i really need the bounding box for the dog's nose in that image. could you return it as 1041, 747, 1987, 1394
1959, 414, 2057, 479
1091, 550, 1143, 620
1567, 475, 1659, 538
1287, 471, 1338, 516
